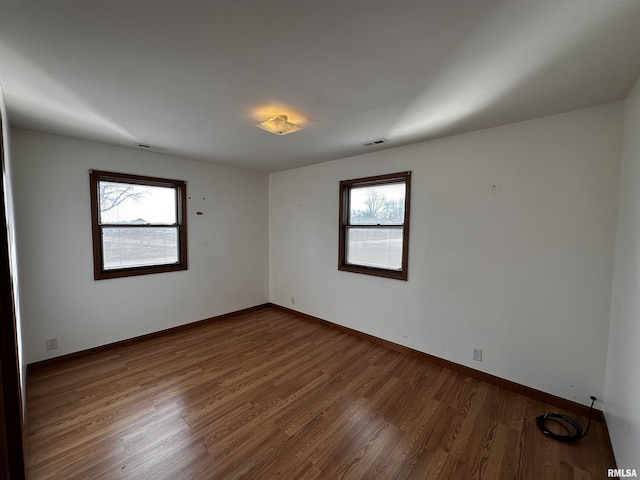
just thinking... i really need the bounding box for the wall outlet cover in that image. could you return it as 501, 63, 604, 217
46, 337, 58, 350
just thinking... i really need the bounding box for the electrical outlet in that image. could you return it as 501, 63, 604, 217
473, 348, 482, 361
290, 296, 295, 305
46, 337, 58, 351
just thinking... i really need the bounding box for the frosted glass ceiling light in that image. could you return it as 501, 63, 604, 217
256, 114, 302, 135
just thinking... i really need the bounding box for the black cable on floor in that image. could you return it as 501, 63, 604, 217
536, 396, 596, 443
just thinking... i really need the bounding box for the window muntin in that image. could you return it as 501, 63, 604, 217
339, 172, 411, 280
90, 170, 187, 280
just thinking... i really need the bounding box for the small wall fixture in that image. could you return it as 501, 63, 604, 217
256, 115, 302, 135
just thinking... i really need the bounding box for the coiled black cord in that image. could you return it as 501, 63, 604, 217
536, 396, 596, 443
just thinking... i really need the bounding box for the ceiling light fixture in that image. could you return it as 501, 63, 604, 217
256, 114, 302, 135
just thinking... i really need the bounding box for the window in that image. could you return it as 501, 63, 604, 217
339, 171, 411, 280
89, 170, 187, 280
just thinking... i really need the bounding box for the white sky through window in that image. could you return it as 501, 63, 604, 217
350, 182, 405, 211
99, 182, 176, 224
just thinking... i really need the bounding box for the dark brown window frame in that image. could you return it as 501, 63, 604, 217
339, 171, 411, 280
89, 170, 188, 280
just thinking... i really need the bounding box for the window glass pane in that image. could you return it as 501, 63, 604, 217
99, 181, 176, 224
350, 182, 405, 225
102, 227, 178, 270
346, 227, 403, 270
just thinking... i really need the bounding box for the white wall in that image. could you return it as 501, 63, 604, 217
11, 129, 269, 364
270, 103, 623, 405
605, 78, 640, 468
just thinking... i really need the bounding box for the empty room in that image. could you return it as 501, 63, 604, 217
1, 1, 639, 479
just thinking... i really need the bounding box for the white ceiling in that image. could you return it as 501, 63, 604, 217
1, 1, 640, 172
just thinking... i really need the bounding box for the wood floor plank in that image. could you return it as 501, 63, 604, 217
26, 307, 616, 479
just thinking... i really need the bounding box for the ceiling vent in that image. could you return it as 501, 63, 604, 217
362, 138, 389, 147
135, 143, 166, 151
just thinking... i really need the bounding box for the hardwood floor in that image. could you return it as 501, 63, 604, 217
27, 307, 615, 479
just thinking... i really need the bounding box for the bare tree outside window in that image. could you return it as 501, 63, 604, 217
352, 191, 405, 224
382, 198, 404, 223
99, 183, 147, 213
363, 190, 387, 220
